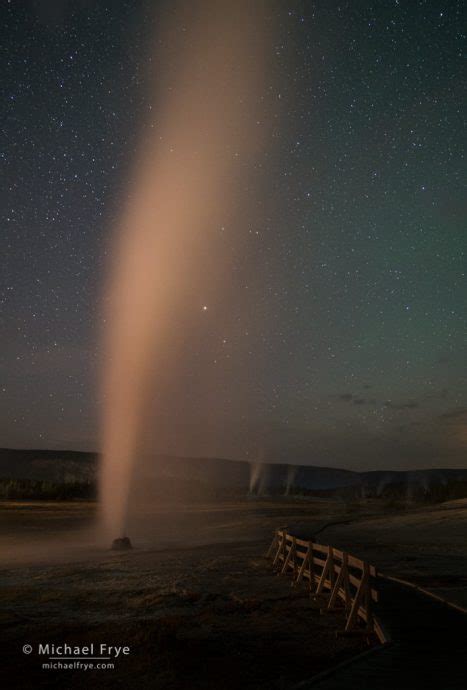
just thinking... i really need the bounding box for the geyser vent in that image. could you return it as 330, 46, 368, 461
111, 537, 132, 551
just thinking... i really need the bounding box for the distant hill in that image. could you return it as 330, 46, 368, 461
0, 448, 359, 491
144, 455, 360, 491
1, 448, 466, 498
0, 448, 96, 483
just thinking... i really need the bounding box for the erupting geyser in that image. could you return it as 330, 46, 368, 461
99, 1, 271, 543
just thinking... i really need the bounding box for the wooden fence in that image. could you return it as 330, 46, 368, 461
267, 529, 388, 644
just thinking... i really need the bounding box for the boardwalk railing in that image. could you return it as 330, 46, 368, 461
267, 529, 388, 644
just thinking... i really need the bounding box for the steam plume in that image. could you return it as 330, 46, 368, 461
99, 2, 271, 538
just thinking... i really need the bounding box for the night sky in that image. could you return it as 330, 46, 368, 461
1, 1, 466, 470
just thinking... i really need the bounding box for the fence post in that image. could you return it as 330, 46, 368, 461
345, 561, 369, 633
316, 545, 333, 595
328, 551, 346, 611
342, 552, 351, 612
273, 530, 285, 569
296, 543, 311, 585
365, 564, 374, 634
329, 546, 335, 589
281, 535, 294, 575
308, 542, 315, 592
292, 536, 298, 581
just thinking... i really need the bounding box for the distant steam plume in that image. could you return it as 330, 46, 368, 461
285, 464, 298, 495
99, 1, 272, 538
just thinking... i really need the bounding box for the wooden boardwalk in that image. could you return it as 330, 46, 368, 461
270, 530, 387, 643
299, 578, 467, 690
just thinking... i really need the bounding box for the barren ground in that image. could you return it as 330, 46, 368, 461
1, 496, 467, 689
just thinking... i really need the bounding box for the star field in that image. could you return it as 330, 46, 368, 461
1, 1, 466, 469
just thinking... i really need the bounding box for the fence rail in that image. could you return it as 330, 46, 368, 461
267, 529, 388, 644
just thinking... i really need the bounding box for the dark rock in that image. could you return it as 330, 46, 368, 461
111, 536, 132, 550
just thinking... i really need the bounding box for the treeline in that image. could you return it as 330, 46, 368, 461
2, 476, 467, 504
0, 478, 96, 500
286, 481, 467, 505
369, 480, 467, 505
